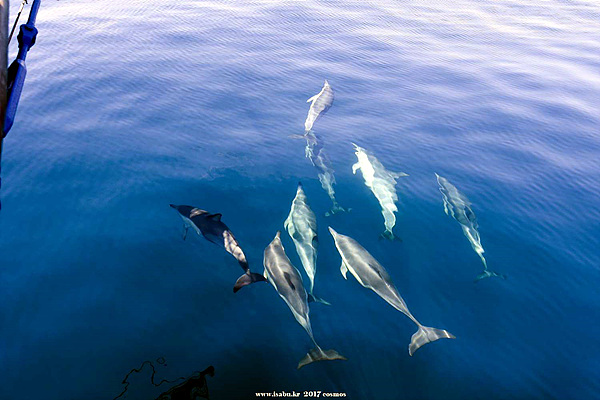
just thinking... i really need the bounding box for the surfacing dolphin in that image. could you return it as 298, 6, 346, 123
170, 204, 266, 292
304, 80, 334, 133
304, 131, 347, 216
284, 183, 330, 305
435, 174, 506, 282
264, 232, 346, 369
352, 143, 408, 240
329, 227, 455, 356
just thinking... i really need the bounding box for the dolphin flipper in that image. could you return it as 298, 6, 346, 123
297, 347, 347, 369
182, 225, 189, 241
307, 293, 331, 306
307, 94, 319, 103
409, 325, 455, 356
233, 271, 267, 293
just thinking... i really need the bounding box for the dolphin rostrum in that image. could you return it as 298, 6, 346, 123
170, 204, 266, 292
264, 232, 346, 369
304, 80, 334, 133
304, 131, 347, 216
329, 227, 455, 356
284, 183, 330, 305
435, 174, 506, 282
352, 143, 408, 240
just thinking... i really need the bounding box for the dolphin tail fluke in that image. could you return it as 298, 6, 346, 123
379, 230, 402, 242
409, 325, 455, 356
297, 347, 347, 369
233, 271, 267, 293
474, 269, 507, 282
307, 293, 331, 306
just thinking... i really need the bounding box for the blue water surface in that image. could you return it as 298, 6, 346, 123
1, 1, 599, 399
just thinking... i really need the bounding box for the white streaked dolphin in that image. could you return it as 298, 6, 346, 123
264, 232, 346, 369
284, 183, 330, 305
304, 80, 334, 133
435, 174, 506, 282
305, 131, 347, 216
352, 143, 408, 240
170, 204, 267, 292
329, 227, 455, 356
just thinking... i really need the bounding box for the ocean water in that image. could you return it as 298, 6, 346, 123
1, 1, 599, 399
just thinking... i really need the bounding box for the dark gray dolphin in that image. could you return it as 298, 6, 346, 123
435, 174, 506, 282
170, 204, 266, 292
304, 131, 347, 216
264, 232, 346, 369
329, 227, 455, 356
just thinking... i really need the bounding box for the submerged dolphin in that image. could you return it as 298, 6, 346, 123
304, 131, 346, 216
264, 232, 346, 369
329, 227, 455, 355
352, 143, 408, 240
435, 174, 506, 282
304, 80, 334, 132
284, 183, 330, 305
170, 204, 266, 292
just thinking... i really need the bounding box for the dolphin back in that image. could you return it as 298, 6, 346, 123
352, 145, 406, 238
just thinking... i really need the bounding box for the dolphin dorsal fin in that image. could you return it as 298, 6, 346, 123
284, 272, 296, 290
307, 94, 319, 103
207, 213, 222, 221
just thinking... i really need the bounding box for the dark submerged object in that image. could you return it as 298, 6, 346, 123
156, 366, 215, 400
113, 358, 214, 400
170, 204, 266, 292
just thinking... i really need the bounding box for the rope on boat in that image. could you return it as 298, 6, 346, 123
8, 0, 28, 44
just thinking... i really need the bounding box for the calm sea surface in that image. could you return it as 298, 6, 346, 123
1, 1, 599, 399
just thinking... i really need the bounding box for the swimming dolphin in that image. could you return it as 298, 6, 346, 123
304, 131, 347, 216
435, 174, 506, 282
263, 232, 346, 369
352, 143, 408, 240
284, 183, 330, 305
304, 80, 334, 132
329, 227, 455, 355
170, 204, 266, 292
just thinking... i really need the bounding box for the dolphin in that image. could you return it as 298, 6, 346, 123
284, 183, 330, 305
263, 232, 346, 369
352, 143, 408, 240
170, 204, 266, 292
304, 131, 347, 216
435, 174, 506, 282
329, 227, 455, 356
304, 80, 334, 133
